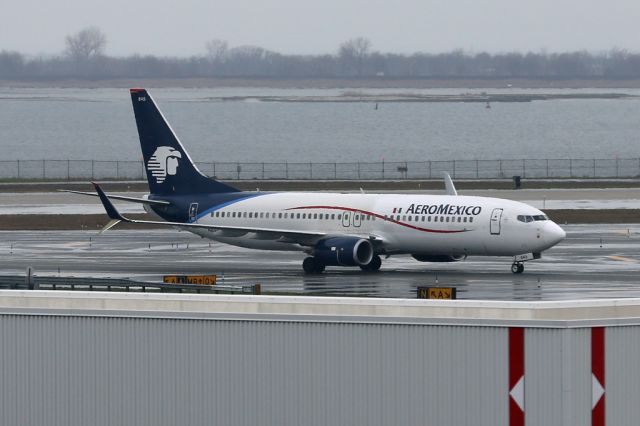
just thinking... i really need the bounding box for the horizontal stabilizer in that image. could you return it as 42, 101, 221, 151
59, 189, 170, 206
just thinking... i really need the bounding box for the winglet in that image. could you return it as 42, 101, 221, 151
444, 172, 458, 196
92, 182, 127, 221
99, 219, 122, 234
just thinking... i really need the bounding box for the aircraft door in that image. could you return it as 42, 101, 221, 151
353, 212, 362, 227
341, 211, 351, 227
189, 203, 199, 222
490, 208, 503, 235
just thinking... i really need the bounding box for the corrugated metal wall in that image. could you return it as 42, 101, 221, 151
525, 328, 591, 425
0, 315, 508, 426
4, 313, 640, 426
606, 326, 640, 426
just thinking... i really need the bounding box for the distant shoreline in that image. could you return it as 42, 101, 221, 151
3, 77, 640, 89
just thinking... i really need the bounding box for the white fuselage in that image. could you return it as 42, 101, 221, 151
182, 192, 565, 257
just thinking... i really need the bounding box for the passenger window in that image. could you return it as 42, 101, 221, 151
331, 214, 335, 220
457, 217, 461, 222
415, 216, 419, 222
296, 213, 300, 219
249, 212, 253, 218
319, 214, 323, 220
446, 217, 450, 222
338, 214, 342, 220
463, 217, 467, 223
407, 216, 412, 222
278, 213, 282, 218
427, 216, 431, 222
469, 217, 474, 223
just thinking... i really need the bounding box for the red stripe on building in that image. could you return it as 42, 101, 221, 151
592, 327, 605, 426
509, 328, 525, 426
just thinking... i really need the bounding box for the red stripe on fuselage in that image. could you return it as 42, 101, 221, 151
287, 205, 468, 234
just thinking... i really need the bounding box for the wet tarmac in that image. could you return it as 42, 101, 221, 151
1, 224, 639, 300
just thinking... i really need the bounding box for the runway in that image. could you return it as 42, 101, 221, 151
1, 224, 639, 300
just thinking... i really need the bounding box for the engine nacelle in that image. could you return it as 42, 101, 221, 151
314, 237, 374, 266
412, 254, 465, 263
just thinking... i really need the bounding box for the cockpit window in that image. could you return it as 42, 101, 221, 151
517, 214, 548, 223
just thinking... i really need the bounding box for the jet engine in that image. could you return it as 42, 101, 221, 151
411, 254, 465, 262
314, 237, 374, 266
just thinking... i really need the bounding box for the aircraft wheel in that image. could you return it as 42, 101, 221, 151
303, 257, 324, 274
360, 255, 382, 272
511, 262, 524, 274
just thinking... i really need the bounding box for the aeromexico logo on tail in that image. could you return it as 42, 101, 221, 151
147, 146, 182, 183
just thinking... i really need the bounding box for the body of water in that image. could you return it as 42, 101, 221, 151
2, 87, 639, 162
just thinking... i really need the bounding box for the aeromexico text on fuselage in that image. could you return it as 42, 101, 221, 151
397, 203, 482, 216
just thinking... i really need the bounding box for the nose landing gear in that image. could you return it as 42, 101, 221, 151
511, 252, 540, 274
511, 262, 524, 274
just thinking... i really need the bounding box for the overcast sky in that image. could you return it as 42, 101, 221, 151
4, 0, 640, 56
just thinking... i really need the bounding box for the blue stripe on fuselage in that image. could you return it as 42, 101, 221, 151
193, 192, 268, 222
148, 192, 268, 223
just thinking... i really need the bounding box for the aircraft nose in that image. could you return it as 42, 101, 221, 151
544, 222, 566, 246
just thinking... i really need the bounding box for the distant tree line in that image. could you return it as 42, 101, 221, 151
2, 28, 640, 80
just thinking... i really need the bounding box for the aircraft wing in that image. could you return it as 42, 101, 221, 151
91, 183, 382, 247
59, 189, 170, 206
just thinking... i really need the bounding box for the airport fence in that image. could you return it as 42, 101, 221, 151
1, 158, 640, 181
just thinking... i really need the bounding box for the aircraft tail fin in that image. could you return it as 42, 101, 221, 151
129, 88, 239, 196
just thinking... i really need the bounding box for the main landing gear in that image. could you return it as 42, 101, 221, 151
302, 255, 382, 274
511, 262, 525, 274
303, 257, 326, 274
360, 255, 382, 272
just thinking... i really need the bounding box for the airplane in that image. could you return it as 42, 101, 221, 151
70, 88, 566, 274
